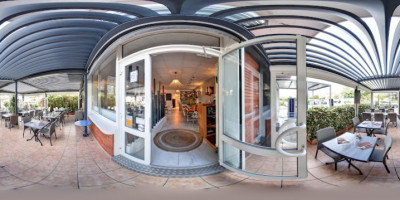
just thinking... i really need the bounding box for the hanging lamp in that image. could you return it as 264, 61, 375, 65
169, 72, 183, 88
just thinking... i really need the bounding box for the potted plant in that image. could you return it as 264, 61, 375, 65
9, 95, 15, 114
4, 101, 9, 112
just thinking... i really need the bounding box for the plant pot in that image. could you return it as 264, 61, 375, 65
335, 124, 354, 137
307, 136, 317, 145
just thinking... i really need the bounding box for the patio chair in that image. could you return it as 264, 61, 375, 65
9, 115, 19, 131
374, 113, 385, 126
380, 109, 385, 113
37, 110, 43, 120
0, 111, 6, 124
29, 110, 34, 119
373, 119, 390, 136
315, 127, 345, 171
362, 112, 371, 122
388, 113, 397, 127
369, 133, 393, 173
40, 120, 57, 146
388, 108, 394, 113
75, 110, 84, 121
370, 108, 375, 112
22, 116, 31, 138
352, 117, 366, 133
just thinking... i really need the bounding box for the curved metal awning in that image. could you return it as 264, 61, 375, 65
0, 0, 400, 93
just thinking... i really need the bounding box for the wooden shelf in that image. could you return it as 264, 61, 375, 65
198, 103, 216, 149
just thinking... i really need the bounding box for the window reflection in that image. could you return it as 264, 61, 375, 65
125, 60, 145, 132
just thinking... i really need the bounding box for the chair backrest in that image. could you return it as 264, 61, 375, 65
374, 113, 384, 122
10, 115, 18, 124
22, 116, 31, 123
29, 111, 34, 118
384, 119, 391, 134
316, 127, 336, 149
388, 109, 394, 113
362, 112, 371, 121
50, 120, 57, 134
380, 109, 385, 113
388, 113, 397, 122
383, 133, 393, 157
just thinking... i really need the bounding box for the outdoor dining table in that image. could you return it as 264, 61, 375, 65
43, 111, 62, 122
322, 132, 377, 175
357, 121, 382, 136
19, 111, 30, 116
24, 119, 50, 146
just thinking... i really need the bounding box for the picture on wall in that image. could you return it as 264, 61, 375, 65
206, 86, 214, 96
166, 93, 172, 101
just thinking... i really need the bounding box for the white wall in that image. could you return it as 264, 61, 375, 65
197, 77, 216, 103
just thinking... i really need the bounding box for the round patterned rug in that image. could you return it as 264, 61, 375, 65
153, 129, 203, 152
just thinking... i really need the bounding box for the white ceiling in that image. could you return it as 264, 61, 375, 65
152, 52, 218, 90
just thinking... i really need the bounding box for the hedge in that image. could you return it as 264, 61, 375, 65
306, 104, 369, 140
47, 95, 78, 113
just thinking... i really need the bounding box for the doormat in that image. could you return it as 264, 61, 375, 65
154, 129, 203, 152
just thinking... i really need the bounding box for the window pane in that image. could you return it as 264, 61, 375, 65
222, 49, 241, 140
99, 55, 116, 121
92, 71, 99, 113
125, 133, 145, 160
125, 60, 145, 132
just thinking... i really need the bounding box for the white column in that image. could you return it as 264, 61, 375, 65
370, 92, 373, 108
296, 35, 307, 178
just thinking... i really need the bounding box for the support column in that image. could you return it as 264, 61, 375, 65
398, 91, 400, 113
84, 72, 88, 137
371, 92, 373, 108
329, 85, 332, 108
78, 88, 81, 110
15, 81, 18, 114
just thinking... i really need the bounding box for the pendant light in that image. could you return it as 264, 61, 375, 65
169, 72, 183, 88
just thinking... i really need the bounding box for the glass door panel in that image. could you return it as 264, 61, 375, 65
219, 36, 307, 179
119, 55, 152, 165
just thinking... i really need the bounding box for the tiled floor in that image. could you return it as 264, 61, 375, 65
0, 115, 400, 191
151, 108, 218, 167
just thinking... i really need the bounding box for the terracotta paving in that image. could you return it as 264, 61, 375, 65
0, 116, 400, 191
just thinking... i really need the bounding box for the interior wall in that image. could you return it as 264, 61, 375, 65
244, 53, 260, 145
196, 77, 216, 104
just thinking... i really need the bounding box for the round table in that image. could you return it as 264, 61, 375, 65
74, 120, 93, 137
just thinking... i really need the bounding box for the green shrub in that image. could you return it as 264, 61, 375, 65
307, 104, 369, 141
48, 95, 78, 113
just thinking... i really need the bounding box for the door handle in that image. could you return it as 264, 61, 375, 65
275, 123, 306, 157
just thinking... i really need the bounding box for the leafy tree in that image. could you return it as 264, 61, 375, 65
341, 87, 354, 98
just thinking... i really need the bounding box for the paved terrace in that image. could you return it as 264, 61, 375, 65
0, 117, 400, 191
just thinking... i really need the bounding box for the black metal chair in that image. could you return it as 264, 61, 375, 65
362, 112, 371, 122
352, 117, 366, 133
9, 115, 19, 131
22, 116, 31, 138
315, 127, 345, 171
373, 119, 390, 136
40, 120, 57, 146
374, 113, 384, 126
369, 133, 393, 173
388, 113, 397, 127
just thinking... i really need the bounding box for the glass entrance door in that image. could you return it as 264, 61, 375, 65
218, 35, 307, 179
118, 55, 152, 165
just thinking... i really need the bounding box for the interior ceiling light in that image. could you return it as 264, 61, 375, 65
169, 72, 183, 88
